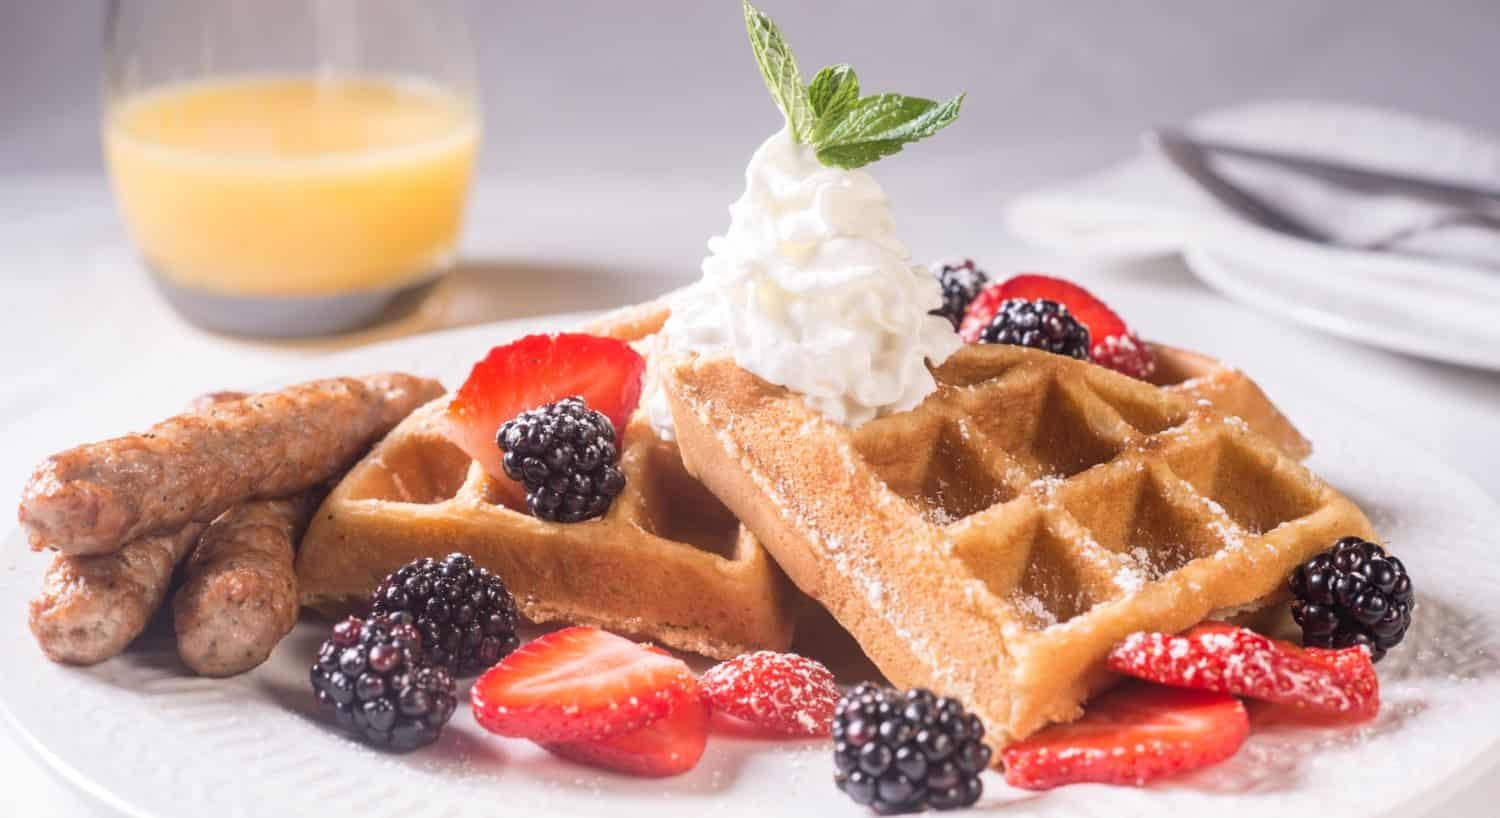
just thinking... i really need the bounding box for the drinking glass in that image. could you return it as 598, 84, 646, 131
103, 0, 481, 337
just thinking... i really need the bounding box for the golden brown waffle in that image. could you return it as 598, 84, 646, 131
296, 388, 797, 660
662, 344, 1374, 747
297, 294, 1309, 667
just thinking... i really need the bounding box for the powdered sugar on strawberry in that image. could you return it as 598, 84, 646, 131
1092, 331, 1156, 381
1108, 622, 1380, 720
700, 651, 840, 737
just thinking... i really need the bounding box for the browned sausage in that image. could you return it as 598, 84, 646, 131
27, 391, 250, 665
28, 523, 207, 665
173, 495, 315, 677
18, 373, 443, 555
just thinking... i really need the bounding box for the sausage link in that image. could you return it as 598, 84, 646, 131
26, 391, 248, 665
173, 495, 314, 677
18, 372, 443, 555
28, 523, 207, 665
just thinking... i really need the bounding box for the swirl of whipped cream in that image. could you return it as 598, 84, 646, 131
648, 127, 960, 438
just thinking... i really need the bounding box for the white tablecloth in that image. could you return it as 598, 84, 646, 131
4, 174, 1498, 817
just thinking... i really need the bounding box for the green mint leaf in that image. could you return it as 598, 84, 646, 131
814, 92, 965, 169
808, 64, 859, 134
743, 0, 815, 143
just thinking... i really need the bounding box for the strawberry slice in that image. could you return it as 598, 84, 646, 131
699, 651, 840, 737
1002, 682, 1249, 790
438, 333, 646, 507
544, 695, 710, 777
470, 626, 699, 743
960, 274, 1155, 379
1108, 622, 1379, 721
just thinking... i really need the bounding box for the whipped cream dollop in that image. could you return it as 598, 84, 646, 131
648, 127, 960, 439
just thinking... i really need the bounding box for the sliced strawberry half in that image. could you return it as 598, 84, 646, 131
438, 333, 645, 507
699, 651, 840, 737
1002, 682, 1249, 790
960, 274, 1155, 379
544, 695, 710, 777
1108, 622, 1379, 721
470, 626, 699, 743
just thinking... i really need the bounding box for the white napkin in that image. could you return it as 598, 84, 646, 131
1003, 100, 1500, 370
1008, 100, 1500, 265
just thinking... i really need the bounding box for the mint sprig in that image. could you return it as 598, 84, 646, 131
807, 64, 859, 131
742, 1, 963, 170
742, 0, 815, 143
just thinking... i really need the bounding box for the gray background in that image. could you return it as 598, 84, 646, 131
6, 0, 1500, 191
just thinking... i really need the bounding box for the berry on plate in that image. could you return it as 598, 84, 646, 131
1108, 622, 1379, 722
497, 397, 627, 522
544, 694, 711, 777
309, 613, 458, 752
1290, 536, 1414, 661
700, 651, 840, 737
438, 333, 645, 508
470, 625, 698, 743
832, 683, 991, 813
369, 552, 521, 675
959, 273, 1155, 379
1001, 682, 1248, 790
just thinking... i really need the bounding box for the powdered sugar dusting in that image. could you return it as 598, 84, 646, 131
1011, 593, 1059, 628
710, 410, 972, 699
1109, 625, 1378, 718
700, 651, 840, 736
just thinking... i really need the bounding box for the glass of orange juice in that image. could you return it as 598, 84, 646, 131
103, 0, 480, 337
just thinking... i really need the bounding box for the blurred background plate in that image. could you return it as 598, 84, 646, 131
1185, 223, 1500, 372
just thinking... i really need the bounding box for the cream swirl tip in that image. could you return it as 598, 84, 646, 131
649, 127, 960, 438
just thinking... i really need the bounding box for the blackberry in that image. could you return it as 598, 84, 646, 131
497, 396, 626, 522
930, 259, 989, 328
977, 298, 1091, 361
1290, 536, 1414, 661
370, 552, 521, 675
832, 683, 990, 814
309, 612, 458, 752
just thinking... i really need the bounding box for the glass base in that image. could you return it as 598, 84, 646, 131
149, 268, 443, 339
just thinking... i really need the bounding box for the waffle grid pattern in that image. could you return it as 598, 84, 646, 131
665, 344, 1374, 745
296, 402, 797, 659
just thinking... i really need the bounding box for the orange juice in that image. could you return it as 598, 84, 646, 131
105, 76, 479, 297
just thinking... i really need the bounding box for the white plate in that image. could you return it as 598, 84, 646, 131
4, 313, 1500, 818
1182, 223, 1500, 372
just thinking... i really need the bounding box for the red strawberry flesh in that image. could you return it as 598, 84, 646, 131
699, 651, 840, 737
1107, 622, 1379, 721
957, 282, 1012, 344
438, 333, 645, 507
470, 626, 698, 743
1002, 682, 1249, 790
544, 695, 710, 778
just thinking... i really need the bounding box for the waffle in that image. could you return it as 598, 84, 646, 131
295, 311, 797, 658
661, 343, 1373, 746
297, 294, 1310, 666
